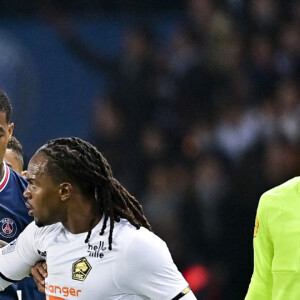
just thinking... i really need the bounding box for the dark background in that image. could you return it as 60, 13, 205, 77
1, 0, 300, 298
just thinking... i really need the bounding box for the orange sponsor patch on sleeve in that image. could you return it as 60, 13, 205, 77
253, 216, 259, 238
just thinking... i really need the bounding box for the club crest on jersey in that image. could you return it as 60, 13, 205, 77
72, 257, 92, 282
0, 218, 17, 239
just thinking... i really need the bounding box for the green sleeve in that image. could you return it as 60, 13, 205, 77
245, 195, 273, 300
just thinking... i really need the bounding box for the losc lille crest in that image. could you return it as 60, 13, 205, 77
72, 257, 92, 281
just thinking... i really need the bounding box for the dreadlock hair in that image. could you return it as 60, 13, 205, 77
37, 137, 152, 250
0, 89, 12, 123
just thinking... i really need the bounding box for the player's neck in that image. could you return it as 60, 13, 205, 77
63, 214, 102, 234
0, 162, 4, 181
63, 200, 102, 234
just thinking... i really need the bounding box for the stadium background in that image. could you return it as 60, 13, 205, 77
1, 0, 300, 298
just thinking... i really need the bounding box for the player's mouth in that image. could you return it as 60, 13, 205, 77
25, 201, 34, 216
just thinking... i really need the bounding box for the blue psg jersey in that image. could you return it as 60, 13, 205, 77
0, 163, 45, 300
0, 163, 32, 242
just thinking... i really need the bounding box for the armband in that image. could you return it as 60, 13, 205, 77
172, 286, 191, 299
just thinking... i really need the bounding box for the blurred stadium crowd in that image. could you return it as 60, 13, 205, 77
87, 1, 300, 298
2, 0, 300, 299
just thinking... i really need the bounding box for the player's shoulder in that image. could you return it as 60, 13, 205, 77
1, 165, 27, 205
25, 221, 63, 241
1, 163, 26, 192
260, 177, 300, 208
115, 219, 158, 240
8, 166, 27, 189
115, 219, 166, 253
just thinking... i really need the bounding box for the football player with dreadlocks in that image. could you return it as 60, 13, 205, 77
0, 137, 196, 299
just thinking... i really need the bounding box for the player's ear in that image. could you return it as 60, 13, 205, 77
8, 122, 14, 139
59, 183, 72, 202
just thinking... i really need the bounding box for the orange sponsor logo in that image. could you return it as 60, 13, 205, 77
47, 296, 64, 300
45, 284, 82, 298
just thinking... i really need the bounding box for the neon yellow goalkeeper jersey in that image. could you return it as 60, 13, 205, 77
245, 177, 300, 300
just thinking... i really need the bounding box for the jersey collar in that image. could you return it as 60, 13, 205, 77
0, 162, 10, 192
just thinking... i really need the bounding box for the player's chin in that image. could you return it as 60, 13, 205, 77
34, 218, 45, 228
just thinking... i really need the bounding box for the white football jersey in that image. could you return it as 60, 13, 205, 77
0, 218, 196, 300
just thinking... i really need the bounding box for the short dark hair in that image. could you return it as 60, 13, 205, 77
7, 136, 24, 169
37, 137, 152, 250
0, 89, 12, 123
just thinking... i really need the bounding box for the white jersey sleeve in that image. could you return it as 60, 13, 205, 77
0, 221, 42, 290
114, 228, 196, 300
